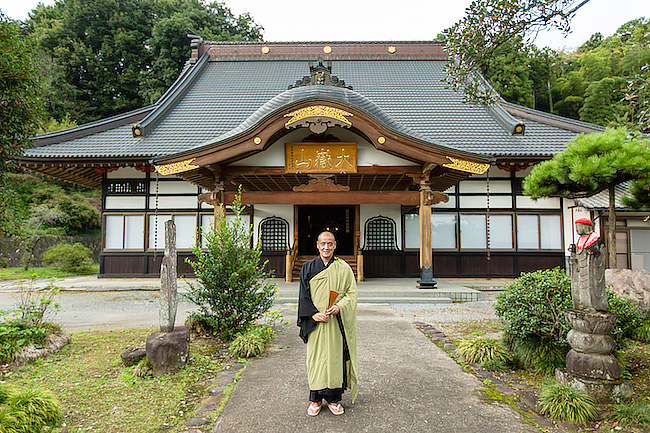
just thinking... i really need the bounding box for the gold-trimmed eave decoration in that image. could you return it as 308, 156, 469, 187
284, 105, 353, 128
154, 158, 197, 175
442, 156, 490, 174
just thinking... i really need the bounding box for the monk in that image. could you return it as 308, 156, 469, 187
297, 231, 358, 417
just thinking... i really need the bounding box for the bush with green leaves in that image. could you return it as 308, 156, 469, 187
540, 381, 596, 425
607, 290, 644, 343
632, 319, 650, 342
496, 267, 572, 346
185, 194, 276, 341
41, 242, 94, 273
229, 324, 274, 358
0, 384, 61, 432
610, 401, 650, 430
456, 337, 510, 367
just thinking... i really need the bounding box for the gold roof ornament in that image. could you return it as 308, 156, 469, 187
442, 156, 490, 174
284, 105, 353, 133
155, 158, 197, 175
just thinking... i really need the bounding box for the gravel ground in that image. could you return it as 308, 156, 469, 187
391, 292, 504, 340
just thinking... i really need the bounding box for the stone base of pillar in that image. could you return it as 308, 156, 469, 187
555, 368, 633, 404
417, 280, 438, 289
417, 266, 437, 289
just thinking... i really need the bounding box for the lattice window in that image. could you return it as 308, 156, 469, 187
363, 216, 398, 250
106, 180, 147, 195
259, 216, 289, 251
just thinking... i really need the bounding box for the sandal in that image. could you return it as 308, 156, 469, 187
327, 402, 344, 415
307, 402, 322, 416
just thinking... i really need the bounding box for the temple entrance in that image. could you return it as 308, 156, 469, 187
297, 205, 355, 256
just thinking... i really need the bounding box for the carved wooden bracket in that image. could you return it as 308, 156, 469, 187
198, 182, 224, 206
292, 175, 350, 192
423, 190, 449, 206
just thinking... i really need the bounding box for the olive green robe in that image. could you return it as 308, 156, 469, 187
305, 257, 358, 403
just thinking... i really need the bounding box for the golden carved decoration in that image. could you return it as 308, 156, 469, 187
155, 158, 197, 175
284, 106, 353, 128
293, 175, 350, 192
388, 46, 396, 54
442, 156, 490, 174
377, 136, 386, 144
323, 45, 332, 54
253, 136, 262, 145
261, 46, 270, 54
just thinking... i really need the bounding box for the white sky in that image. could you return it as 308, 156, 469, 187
1, 0, 647, 51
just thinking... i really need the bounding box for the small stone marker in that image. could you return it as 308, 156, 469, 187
160, 219, 178, 333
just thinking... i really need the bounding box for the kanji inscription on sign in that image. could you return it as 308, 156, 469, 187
285, 143, 357, 174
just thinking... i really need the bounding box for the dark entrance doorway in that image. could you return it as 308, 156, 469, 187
298, 205, 355, 256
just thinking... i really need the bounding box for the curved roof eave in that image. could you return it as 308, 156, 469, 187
153, 85, 490, 164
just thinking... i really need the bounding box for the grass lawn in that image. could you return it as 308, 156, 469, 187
5, 328, 231, 432
0, 265, 100, 280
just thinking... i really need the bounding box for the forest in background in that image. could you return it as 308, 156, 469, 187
1, 0, 648, 241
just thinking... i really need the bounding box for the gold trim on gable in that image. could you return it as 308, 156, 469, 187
443, 157, 490, 174
155, 158, 197, 175
284, 105, 353, 128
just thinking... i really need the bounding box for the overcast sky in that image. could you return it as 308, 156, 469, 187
2, 0, 647, 51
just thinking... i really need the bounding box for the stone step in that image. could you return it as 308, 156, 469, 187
274, 289, 481, 303
274, 296, 453, 305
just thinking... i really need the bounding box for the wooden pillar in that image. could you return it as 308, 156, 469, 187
419, 180, 434, 287
198, 182, 224, 230
354, 205, 363, 282
416, 177, 449, 289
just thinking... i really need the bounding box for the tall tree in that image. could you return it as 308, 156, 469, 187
522, 128, 650, 267
443, 0, 591, 105
23, 0, 263, 124
0, 11, 43, 176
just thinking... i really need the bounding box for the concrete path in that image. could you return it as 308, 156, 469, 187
213, 304, 536, 433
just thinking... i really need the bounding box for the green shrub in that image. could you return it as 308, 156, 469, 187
0, 320, 52, 363
632, 319, 650, 342
0, 384, 61, 432
229, 324, 274, 358
185, 192, 276, 341
41, 242, 94, 273
540, 381, 596, 425
495, 268, 572, 347
456, 337, 510, 365
610, 401, 650, 429
607, 291, 643, 343
510, 337, 567, 375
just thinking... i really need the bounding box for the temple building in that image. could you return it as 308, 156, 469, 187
19, 41, 650, 281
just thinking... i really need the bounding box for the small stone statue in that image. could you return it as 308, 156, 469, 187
568, 218, 608, 311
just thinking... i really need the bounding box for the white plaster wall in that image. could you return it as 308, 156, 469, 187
360, 204, 402, 249
149, 180, 198, 194
252, 204, 294, 248
149, 196, 198, 209
107, 167, 145, 179
516, 196, 561, 209
105, 196, 146, 209
230, 127, 418, 167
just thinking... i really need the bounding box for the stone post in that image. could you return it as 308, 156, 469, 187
556, 218, 632, 402
160, 219, 178, 332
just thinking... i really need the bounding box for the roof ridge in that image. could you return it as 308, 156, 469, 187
31, 106, 154, 147
500, 101, 605, 133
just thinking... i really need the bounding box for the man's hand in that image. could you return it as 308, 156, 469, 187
312, 312, 328, 322
326, 305, 340, 315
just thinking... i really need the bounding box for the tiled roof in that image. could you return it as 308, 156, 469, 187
24, 45, 603, 161
575, 182, 631, 210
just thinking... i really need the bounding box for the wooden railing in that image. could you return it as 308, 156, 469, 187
286, 232, 299, 282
